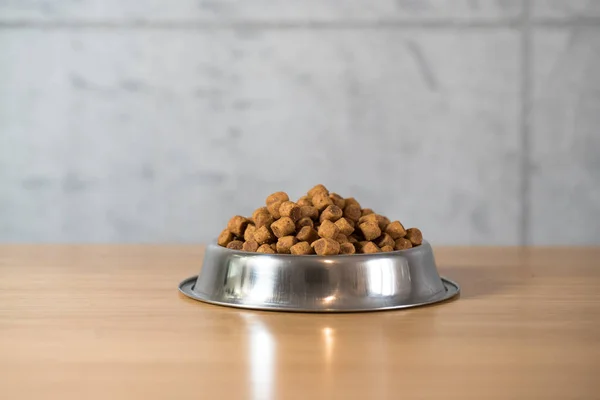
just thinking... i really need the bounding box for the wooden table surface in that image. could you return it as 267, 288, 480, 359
1, 245, 599, 399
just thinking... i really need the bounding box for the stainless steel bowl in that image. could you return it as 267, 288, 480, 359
179, 240, 459, 312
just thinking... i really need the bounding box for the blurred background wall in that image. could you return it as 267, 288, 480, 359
0, 0, 599, 245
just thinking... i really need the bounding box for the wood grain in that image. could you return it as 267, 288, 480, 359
1, 245, 599, 399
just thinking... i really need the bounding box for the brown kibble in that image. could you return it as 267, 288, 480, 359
356, 241, 369, 252
252, 207, 268, 220
257, 244, 276, 254
361, 241, 380, 254
348, 235, 358, 244
329, 193, 346, 209
343, 204, 361, 222
359, 221, 381, 241
218, 229, 235, 246
296, 226, 319, 244
290, 241, 313, 255
406, 228, 423, 246
340, 242, 356, 254
226, 240, 244, 250
242, 240, 259, 252
279, 201, 301, 222
375, 215, 390, 231
319, 205, 343, 222
296, 217, 314, 229
376, 233, 395, 248
227, 215, 249, 237
394, 238, 413, 250
254, 212, 274, 229
361, 208, 374, 216
270, 243, 278, 251
243, 224, 257, 241
385, 221, 406, 239
334, 234, 349, 244
334, 217, 355, 236
308, 184, 329, 198
358, 213, 378, 225
300, 205, 319, 220
318, 220, 340, 239
266, 191, 289, 205
267, 200, 283, 219
344, 197, 361, 209
311, 238, 340, 255
297, 196, 312, 206
380, 245, 395, 253
254, 225, 274, 245
276, 236, 298, 254
271, 217, 296, 238
312, 191, 333, 211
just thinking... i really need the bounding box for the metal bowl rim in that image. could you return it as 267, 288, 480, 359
210, 239, 430, 259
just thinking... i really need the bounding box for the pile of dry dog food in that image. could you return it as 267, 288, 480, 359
218, 184, 423, 255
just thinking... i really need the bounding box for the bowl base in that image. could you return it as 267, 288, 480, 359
178, 276, 459, 313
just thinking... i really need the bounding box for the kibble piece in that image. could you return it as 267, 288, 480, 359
318, 220, 340, 239
348, 235, 358, 244
376, 233, 395, 248
308, 184, 329, 198
344, 197, 361, 209
218, 229, 235, 247
334, 234, 349, 244
243, 224, 257, 241
271, 217, 296, 238
361, 208, 374, 216
226, 240, 244, 250
312, 191, 333, 211
319, 205, 343, 223
361, 241, 380, 254
297, 197, 312, 207
334, 218, 355, 236
276, 236, 298, 254
296, 226, 320, 244
380, 245, 395, 253
290, 241, 313, 255
359, 221, 381, 241
270, 243, 277, 251
267, 200, 283, 219
358, 213, 378, 226
394, 238, 413, 250
252, 207, 268, 220
279, 201, 301, 222
254, 211, 274, 229
340, 242, 356, 254
257, 244, 276, 254
254, 225, 274, 245
242, 240, 259, 252
406, 228, 423, 246
300, 205, 319, 220
227, 215, 249, 237
385, 221, 406, 239
376, 215, 391, 231
343, 204, 362, 222
296, 217, 314, 229
329, 193, 346, 209
356, 241, 369, 252
266, 191, 289, 205
311, 238, 340, 255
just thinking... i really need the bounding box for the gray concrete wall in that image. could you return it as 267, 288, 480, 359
0, 0, 598, 245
